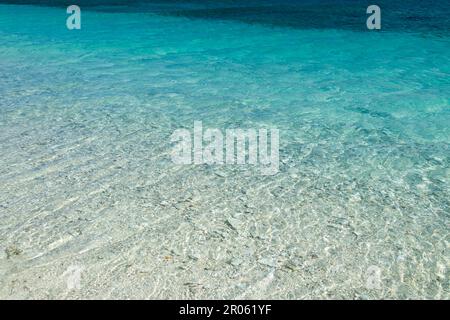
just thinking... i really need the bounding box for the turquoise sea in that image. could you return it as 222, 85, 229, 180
0, 1, 448, 299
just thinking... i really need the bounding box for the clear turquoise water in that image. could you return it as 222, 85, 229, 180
0, 2, 448, 299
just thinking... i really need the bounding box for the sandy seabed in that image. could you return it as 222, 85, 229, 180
0, 4, 448, 299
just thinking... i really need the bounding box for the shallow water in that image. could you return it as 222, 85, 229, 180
0, 2, 449, 299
